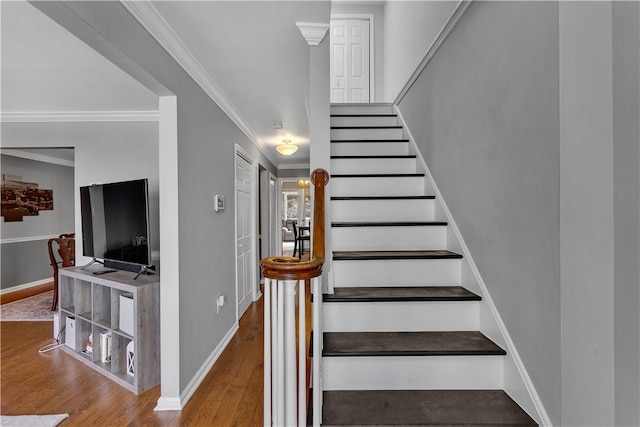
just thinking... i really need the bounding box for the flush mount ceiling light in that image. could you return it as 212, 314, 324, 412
276, 140, 298, 156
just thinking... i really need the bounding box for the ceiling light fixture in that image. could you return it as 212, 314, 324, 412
276, 139, 298, 156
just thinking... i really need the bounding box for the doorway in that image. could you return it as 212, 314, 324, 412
279, 179, 311, 258
235, 148, 256, 320
330, 16, 374, 103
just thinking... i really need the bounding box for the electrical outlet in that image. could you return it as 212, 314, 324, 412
216, 294, 225, 313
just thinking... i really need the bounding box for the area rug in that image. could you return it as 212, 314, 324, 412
0, 414, 68, 427
0, 291, 54, 321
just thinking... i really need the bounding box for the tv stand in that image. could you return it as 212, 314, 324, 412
133, 265, 156, 280
81, 258, 104, 270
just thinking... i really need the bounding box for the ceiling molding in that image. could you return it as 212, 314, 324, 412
296, 22, 330, 46
0, 110, 159, 123
121, 0, 279, 167
1, 149, 74, 167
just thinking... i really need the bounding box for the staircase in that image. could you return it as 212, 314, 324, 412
321, 103, 537, 426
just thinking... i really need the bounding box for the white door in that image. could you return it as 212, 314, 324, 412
330, 19, 370, 103
236, 152, 254, 318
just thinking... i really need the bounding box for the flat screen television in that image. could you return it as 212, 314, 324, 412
80, 178, 153, 275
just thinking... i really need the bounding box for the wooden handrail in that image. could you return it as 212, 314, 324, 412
260, 168, 329, 281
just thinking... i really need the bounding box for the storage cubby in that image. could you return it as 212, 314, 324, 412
58, 267, 159, 394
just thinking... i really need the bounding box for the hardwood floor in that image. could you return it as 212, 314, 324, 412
1, 297, 265, 426
1, 281, 53, 305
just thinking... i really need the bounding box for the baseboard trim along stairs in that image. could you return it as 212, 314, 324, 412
321, 103, 538, 426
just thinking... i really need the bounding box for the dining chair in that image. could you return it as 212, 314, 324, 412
292, 223, 310, 259
48, 237, 75, 311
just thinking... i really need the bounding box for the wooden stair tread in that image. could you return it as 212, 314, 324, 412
333, 250, 462, 260
331, 125, 403, 129
331, 173, 425, 178
331, 195, 435, 200
331, 139, 410, 143
323, 331, 505, 357
323, 286, 481, 302
331, 114, 398, 117
322, 390, 537, 426
331, 155, 417, 159
332, 221, 447, 227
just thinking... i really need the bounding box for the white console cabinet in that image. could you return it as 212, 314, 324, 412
58, 267, 160, 394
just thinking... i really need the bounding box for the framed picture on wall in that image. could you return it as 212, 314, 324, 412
1, 174, 54, 222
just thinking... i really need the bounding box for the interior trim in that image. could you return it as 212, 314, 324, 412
121, 1, 278, 167
0, 110, 159, 123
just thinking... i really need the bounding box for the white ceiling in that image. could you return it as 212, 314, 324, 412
1, 1, 332, 168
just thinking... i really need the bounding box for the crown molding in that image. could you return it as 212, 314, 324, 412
120, 0, 279, 167
1, 149, 74, 167
0, 110, 159, 123
296, 22, 330, 46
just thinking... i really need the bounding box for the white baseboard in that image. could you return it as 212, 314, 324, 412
180, 322, 239, 407
1, 278, 53, 295
394, 106, 552, 426
154, 397, 182, 411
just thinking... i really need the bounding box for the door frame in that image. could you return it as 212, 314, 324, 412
234, 144, 259, 322
330, 13, 376, 102
276, 176, 310, 257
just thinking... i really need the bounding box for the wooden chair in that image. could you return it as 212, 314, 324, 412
48, 237, 75, 311
292, 223, 310, 259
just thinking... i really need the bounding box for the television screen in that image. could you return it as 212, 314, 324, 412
80, 179, 151, 268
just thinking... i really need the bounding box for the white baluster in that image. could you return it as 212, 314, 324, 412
264, 278, 272, 426
284, 279, 298, 426
298, 279, 306, 427
277, 280, 285, 425
312, 276, 322, 426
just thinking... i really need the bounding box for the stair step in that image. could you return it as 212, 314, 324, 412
331, 103, 394, 115
331, 126, 403, 129
330, 114, 398, 117
331, 141, 410, 156
324, 286, 480, 302
331, 195, 434, 200
333, 250, 462, 261
323, 331, 505, 357
332, 197, 436, 222
332, 175, 427, 197
331, 155, 416, 159
331, 127, 404, 140
332, 221, 447, 227
331, 139, 410, 143
332, 173, 424, 178
322, 390, 537, 426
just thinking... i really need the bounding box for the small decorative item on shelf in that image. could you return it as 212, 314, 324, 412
83, 333, 93, 356
126, 341, 135, 377
100, 332, 112, 363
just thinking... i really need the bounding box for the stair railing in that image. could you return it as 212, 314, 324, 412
261, 168, 328, 427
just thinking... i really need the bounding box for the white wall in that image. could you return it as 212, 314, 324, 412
383, 0, 457, 102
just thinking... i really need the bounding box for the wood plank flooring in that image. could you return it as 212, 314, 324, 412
1, 297, 265, 426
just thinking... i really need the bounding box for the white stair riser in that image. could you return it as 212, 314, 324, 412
331, 158, 417, 175
331, 104, 394, 115
332, 226, 447, 251
323, 356, 504, 390
323, 301, 479, 332
331, 116, 399, 127
331, 127, 404, 140
333, 259, 461, 287
332, 177, 425, 197
331, 142, 409, 156
331, 199, 436, 222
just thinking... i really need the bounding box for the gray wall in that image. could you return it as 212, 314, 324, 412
398, 2, 561, 424
30, 0, 281, 396
612, 2, 640, 424
398, 1, 640, 425
383, 1, 457, 102
1, 154, 74, 289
